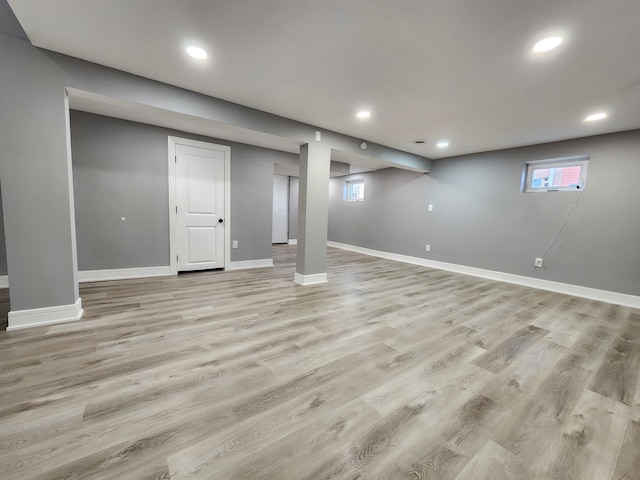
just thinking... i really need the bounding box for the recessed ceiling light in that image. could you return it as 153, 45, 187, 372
437, 141, 449, 148
356, 111, 371, 119
185, 46, 208, 59
532, 36, 563, 53
584, 112, 607, 122
412, 139, 427, 144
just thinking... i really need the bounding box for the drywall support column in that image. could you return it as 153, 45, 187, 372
295, 142, 331, 285
0, 36, 82, 330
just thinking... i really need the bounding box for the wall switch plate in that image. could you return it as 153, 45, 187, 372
428, 204, 433, 212
425, 244, 431, 252
534, 257, 543, 267
232, 240, 238, 249
315, 131, 321, 141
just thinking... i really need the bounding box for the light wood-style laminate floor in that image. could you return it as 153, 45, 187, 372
1, 245, 639, 479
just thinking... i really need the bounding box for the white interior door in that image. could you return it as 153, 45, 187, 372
272, 174, 289, 244
176, 144, 225, 271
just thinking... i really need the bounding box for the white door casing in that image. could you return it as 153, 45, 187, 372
272, 174, 289, 244
168, 137, 230, 274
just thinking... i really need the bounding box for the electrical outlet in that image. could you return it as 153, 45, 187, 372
232, 240, 238, 249
428, 204, 433, 212
425, 244, 431, 252
534, 257, 543, 268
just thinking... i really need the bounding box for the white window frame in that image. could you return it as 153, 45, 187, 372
345, 179, 365, 202
523, 155, 589, 193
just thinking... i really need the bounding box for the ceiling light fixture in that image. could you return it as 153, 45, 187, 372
584, 112, 607, 122
437, 141, 449, 148
532, 36, 563, 53
185, 46, 208, 59
356, 111, 371, 119
412, 139, 427, 144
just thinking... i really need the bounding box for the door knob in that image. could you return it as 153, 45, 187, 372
218, 218, 224, 223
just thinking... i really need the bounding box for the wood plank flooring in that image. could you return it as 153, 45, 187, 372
0, 245, 639, 479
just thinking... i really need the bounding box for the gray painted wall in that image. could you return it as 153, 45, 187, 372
329, 130, 640, 296
328, 168, 429, 255
71, 111, 297, 268
71, 112, 170, 270
288, 177, 299, 241
229, 144, 283, 261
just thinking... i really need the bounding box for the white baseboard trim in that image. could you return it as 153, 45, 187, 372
226, 259, 274, 271
328, 241, 640, 309
78, 266, 172, 283
288, 239, 298, 245
7, 298, 84, 331
0, 275, 8, 289
294, 272, 328, 286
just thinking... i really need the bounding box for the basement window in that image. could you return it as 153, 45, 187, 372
523, 156, 589, 192
346, 180, 365, 202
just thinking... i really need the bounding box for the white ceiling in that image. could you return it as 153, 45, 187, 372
9, 0, 640, 159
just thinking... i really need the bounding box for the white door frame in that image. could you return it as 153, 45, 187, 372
168, 136, 231, 275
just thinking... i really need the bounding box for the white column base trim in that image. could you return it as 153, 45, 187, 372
0, 275, 8, 289
328, 241, 640, 309
7, 298, 84, 331
226, 259, 274, 271
287, 239, 298, 245
78, 266, 172, 283
294, 272, 328, 286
